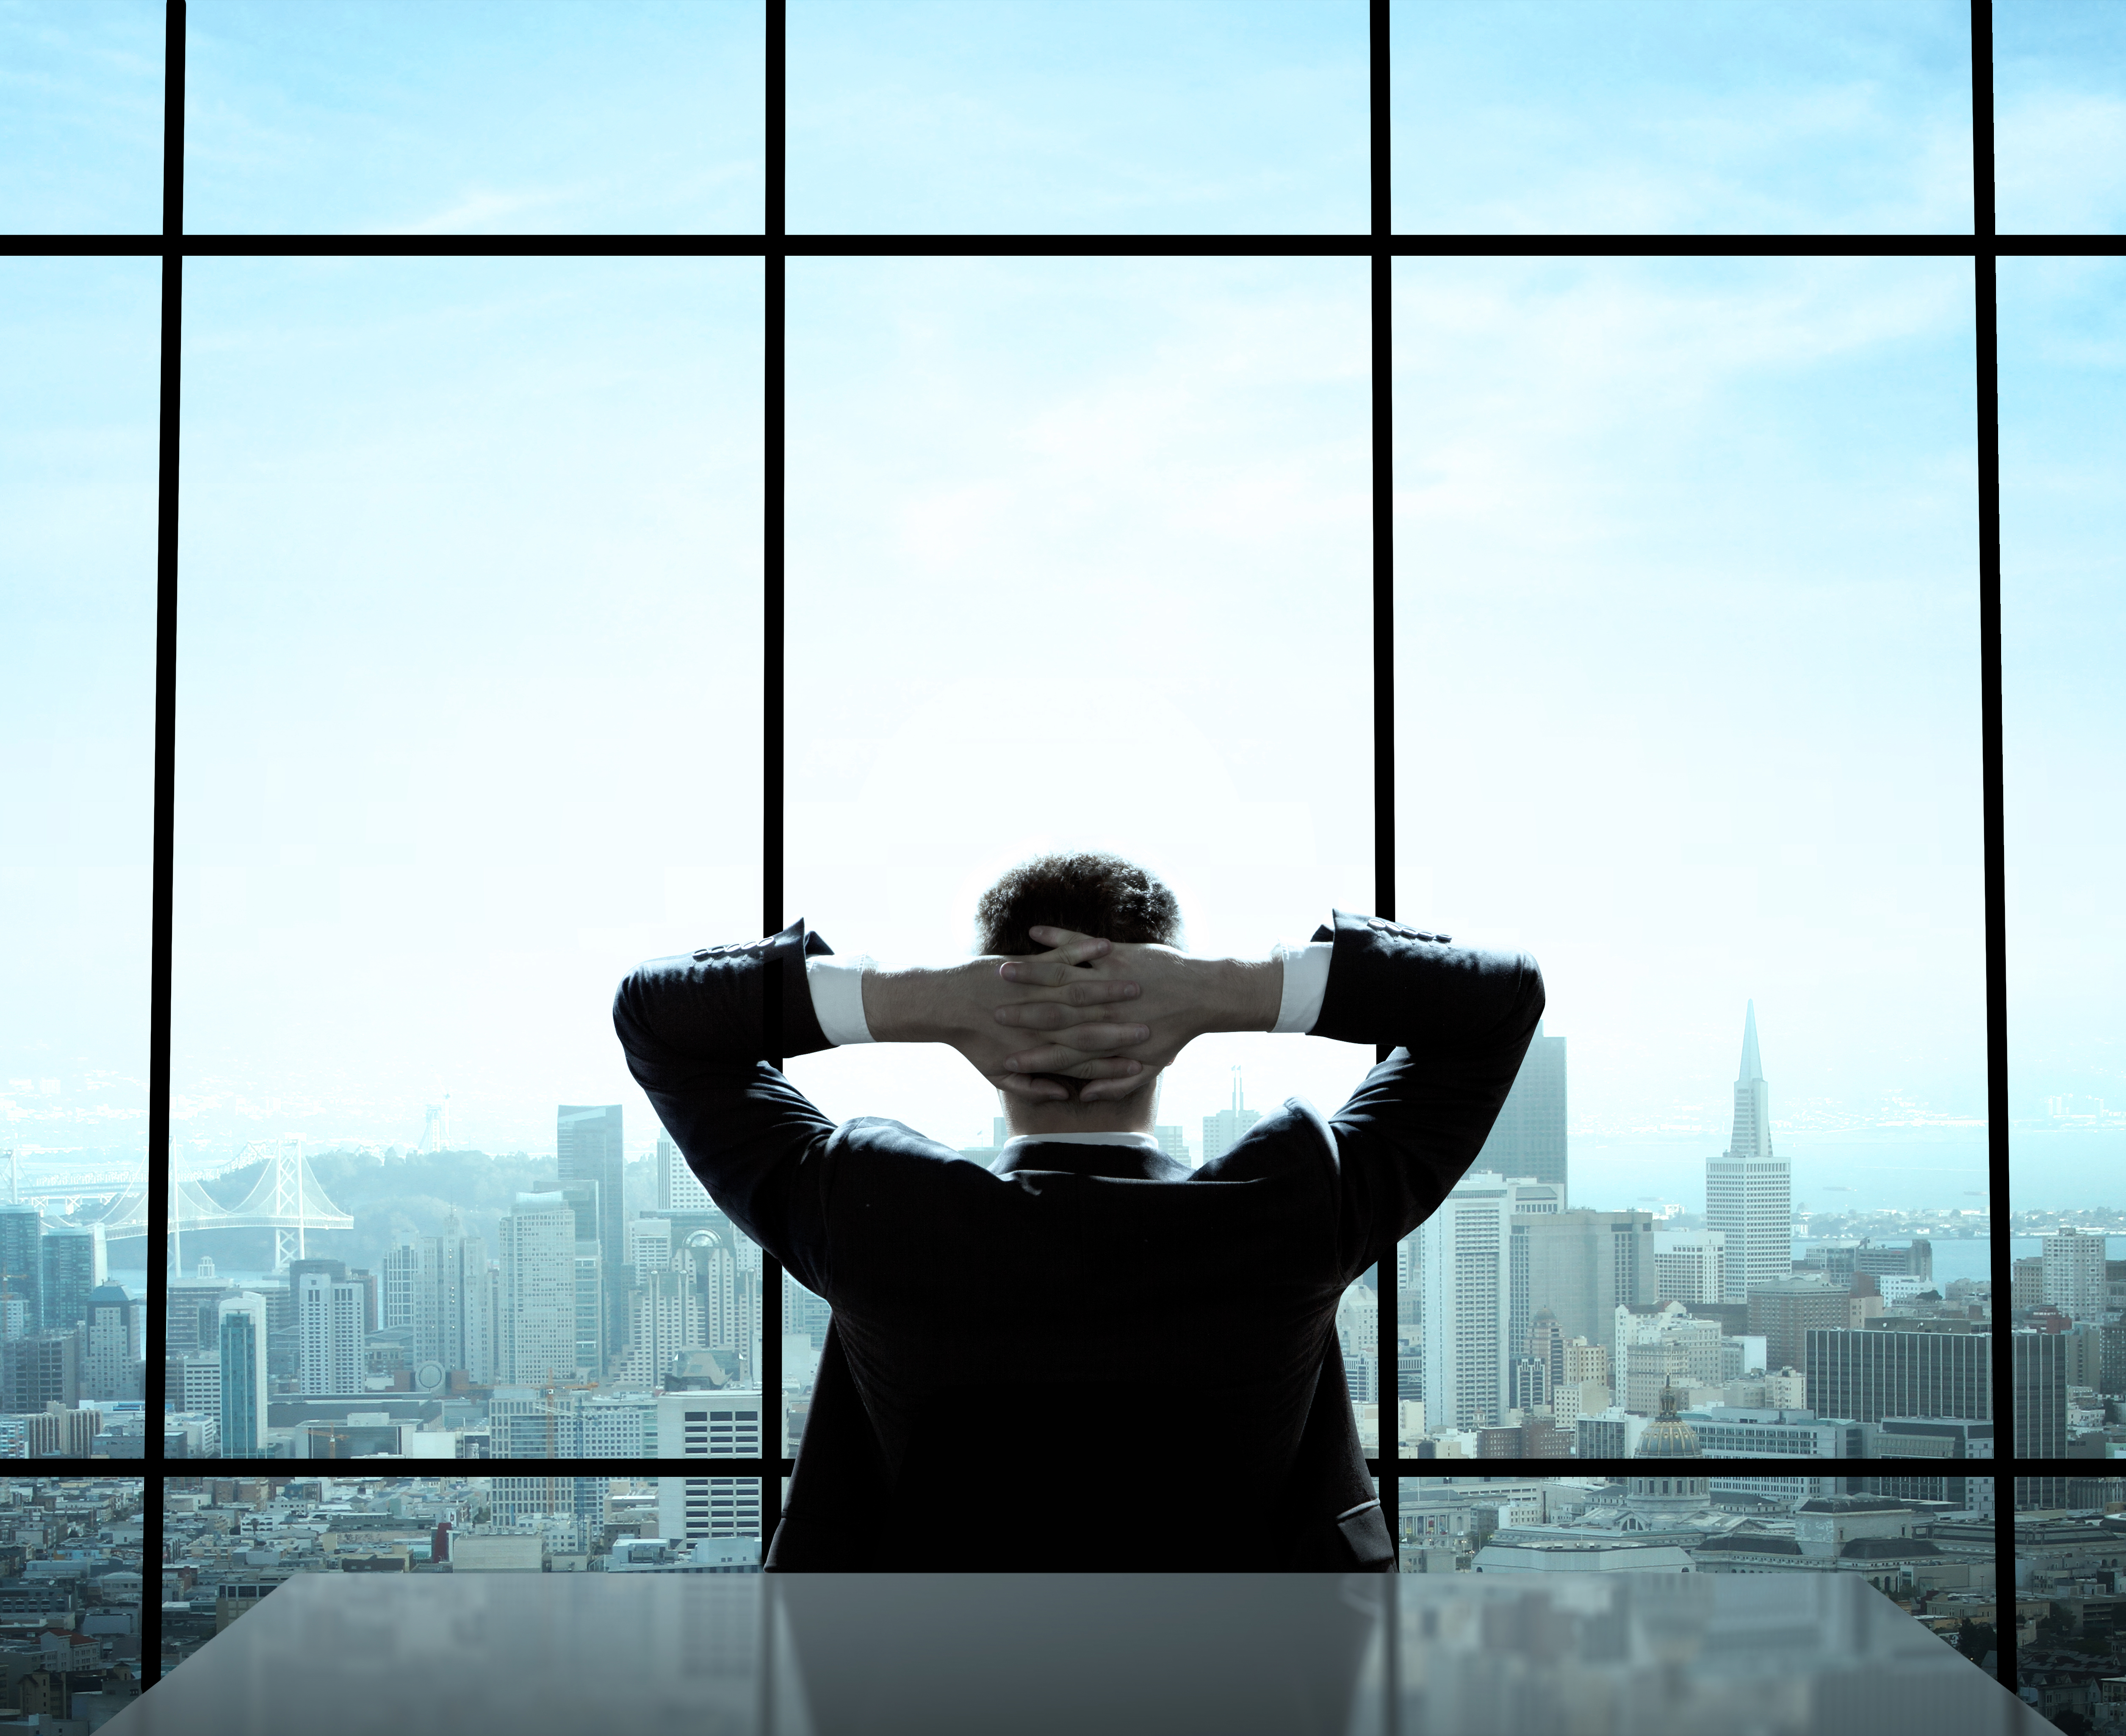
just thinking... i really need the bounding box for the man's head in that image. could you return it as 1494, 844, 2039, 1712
975, 851, 1179, 1132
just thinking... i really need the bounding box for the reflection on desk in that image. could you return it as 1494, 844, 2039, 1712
107, 1569, 2042, 1736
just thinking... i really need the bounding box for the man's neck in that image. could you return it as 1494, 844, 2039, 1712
1003, 1101, 1157, 1140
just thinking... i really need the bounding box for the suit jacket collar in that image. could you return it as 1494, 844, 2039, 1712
991, 1131, 1188, 1182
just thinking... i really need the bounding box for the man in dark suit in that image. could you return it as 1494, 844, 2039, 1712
613, 851, 1543, 1570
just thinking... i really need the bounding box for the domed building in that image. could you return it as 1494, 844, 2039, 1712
1626, 1384, 1710, 1524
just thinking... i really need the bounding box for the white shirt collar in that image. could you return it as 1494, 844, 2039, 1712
998, 1131, 1163, 1157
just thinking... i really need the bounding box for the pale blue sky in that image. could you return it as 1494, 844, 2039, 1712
1994, 0, 2126, 233
183, 0, 764, 233
1391, 0, 1974, 233
0, 0, 163, 232
786, 0, 1368, 233
2000, 258, 2126, 1136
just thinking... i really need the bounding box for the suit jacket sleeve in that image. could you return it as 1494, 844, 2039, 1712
610, 919, 840, 1291
1307, 909, 1546, 1282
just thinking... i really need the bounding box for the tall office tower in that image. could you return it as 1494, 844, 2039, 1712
1654, 1230, 1727, 1305
83, 1283, 141, 1400
2013, 1329, 2068, 1457
657, 1131, 712, 1212
1153, 1126, 1188, 1164
1803, 1325, 1991, 1425
413, 1216, 496, 1384
1525, 1307, 1565, 1393
381, 1239, 418, 1330
2042, 1228, 2109, 1321
1474, 1021, 1568, 1198
2, 1328, 80, 1412
554, 1178, 608, 1374
621, 1258, 707, 1386
498, 1192, 579, 1385
217, 1292, 269, 1457
658, 1390, 765, 1540
1513, 1206, 1655, 1352
558, 1105, 626, 1365
1420, 1171, 1513, 1428
39, 1225, 105, 1332
296, 1272, 365, 1396
1747, 1278, 1851, 1372
1201, 1069, 1260, 1164
0, 1204, 42, 1331
695, 1233, 761, 1371
1706, 1003, 1791, 1303
177, 1351, 221, 1418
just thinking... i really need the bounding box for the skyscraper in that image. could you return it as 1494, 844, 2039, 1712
658, 1130, 712, 1211
296, 1271, 365, 1396
1421, 1171, 1513, 1429
2013, 1329, 2068, 1457
1474, 1021, 1567, 1197
412, 1216, 496, 1383
1201, 1068, 1260, 1164
498, 1192, 579, 1385
39, 1225, 105, 1332
218, 1292, 269, 1457
2042, 1228, 2108, 1322
1706, 1003, 1791, 1303
1514, 1206, 1655, 1352
559, 1105, 626, 1363
1653, 1230, 1726, 1305
83, 1282, 141, 1400
1803, 1325, 1990, 1426
0, 1204, 42, 1331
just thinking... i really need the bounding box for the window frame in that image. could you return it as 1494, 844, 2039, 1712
5, 0, 2103, 1690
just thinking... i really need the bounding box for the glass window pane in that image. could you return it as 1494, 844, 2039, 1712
169, 259, 761, 1459
782, 257, 1378, 1476
2001, 257, 2124, 1448
1395, 258, 1987, 1462
1, 259, 159, 1456
1995, 0, 2126, 235
786, 0, 1368, 235
183, 1, 766, 235
1390, 0, 1974, 235
0, 1, 164, 233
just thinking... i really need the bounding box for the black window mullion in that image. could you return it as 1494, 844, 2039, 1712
758, 0, 790, 1540
143, 0, 188, 1681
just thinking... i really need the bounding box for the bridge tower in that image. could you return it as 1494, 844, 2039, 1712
269, 1136, 309, 1271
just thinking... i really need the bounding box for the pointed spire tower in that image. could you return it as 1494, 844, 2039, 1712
1706, 1001, 1791, 1304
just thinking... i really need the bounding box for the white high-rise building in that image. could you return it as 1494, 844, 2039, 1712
658, 1390, 764, 1542
693, 1232, 760, 1367
217, 1291, 269, 1457
381, 1240, 418, 1330
1201, 1068, 1260, 1165
658, 1131, 712, 1211
1706, 1003, 1791, 1303
296, 1272, 365, 1396
1421, 1171, 1514, 1429
1655, 1230, 1727, 1305
83, 1283, 141, 1400
621, 1257, 708, 1387
498, 1193, 579, 1386
2042, 1227, 2109, 1321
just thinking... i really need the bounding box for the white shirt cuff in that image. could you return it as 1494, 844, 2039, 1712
1270, 940, 1333, 1035
805, 956, 875, 1045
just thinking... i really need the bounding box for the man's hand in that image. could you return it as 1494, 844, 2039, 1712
863, 930, 1154, 1102
991, 925, 1282, 1103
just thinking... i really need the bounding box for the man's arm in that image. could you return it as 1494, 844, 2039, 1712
611, 921, 842, 1280
613, 923, 1158, 1269
1303, 911, 1545, 1280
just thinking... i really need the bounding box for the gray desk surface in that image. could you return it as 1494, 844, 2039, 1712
109, 1570, 2045, 1736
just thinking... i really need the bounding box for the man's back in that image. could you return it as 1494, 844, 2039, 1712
614, 907, 1544, 1570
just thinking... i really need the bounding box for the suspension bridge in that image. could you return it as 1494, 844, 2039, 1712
4, 1140, 352, 1273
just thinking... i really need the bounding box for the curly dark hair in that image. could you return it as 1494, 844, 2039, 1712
973, 851, 1182, 957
